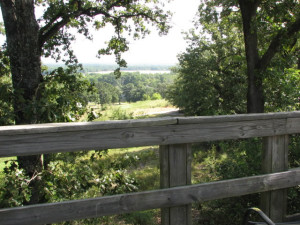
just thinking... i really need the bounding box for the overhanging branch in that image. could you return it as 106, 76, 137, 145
38, 1, 158, 50
259, 16, 300, 70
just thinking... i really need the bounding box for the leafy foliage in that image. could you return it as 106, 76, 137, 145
96, 81, 120, 105
88, 71, 175, 103
0, 47, 14, 125
167, 0, 300, 116
264, 68, 300, 112
0, 150, 140, 208
150, 92, 162, 100
0, 161, 31, 207
167, 9, 247, 116
109, 107, 134, 120
98, 169, 138, 195
38, 66, 97, 123
37, 0, 171, 74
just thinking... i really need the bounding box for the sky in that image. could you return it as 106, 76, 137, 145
1, 0, 200, 66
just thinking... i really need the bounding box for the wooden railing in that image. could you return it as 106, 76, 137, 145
0, 111, 300, 225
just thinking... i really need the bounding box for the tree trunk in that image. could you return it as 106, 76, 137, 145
239, 0, 264, 113
0, 0, 44, 204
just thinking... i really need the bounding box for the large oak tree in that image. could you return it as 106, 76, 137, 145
238, 0, 300, 113
168, 0, 299, 115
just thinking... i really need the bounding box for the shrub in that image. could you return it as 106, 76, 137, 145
151, 93, 162, 100
109, 107, 134, 120
0, 161, 31, 207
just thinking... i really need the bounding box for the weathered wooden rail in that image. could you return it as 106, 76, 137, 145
0, 111, 300, 225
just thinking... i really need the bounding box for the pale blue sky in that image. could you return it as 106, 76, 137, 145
1, 1, 200, 65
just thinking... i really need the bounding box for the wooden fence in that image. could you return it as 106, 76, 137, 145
0, 111, 300, 225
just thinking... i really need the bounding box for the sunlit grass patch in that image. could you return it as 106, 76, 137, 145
90, 99, 175, 121
0, 157, 16, 187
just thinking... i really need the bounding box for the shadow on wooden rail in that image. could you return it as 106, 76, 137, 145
0, 111, 300, 225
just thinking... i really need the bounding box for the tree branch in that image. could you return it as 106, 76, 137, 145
39, 4, 160, 51
259, 16, 300, 70
38, 0, 128, 49
39, 9, 109, 49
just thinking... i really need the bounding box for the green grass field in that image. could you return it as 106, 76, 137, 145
87, 99, 176, 121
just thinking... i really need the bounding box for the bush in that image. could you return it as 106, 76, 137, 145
151, 93, 162, 100
142, 94, 151, 101
0, 161, 31, 207
98, 169, 138, 196
109, 107, 134, 120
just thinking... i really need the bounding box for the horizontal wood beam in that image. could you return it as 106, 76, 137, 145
1, 169, 300, 225
285, 213, 300, 222
0, 112, 300, 157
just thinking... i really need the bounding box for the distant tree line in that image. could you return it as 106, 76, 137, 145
45, 64, 173, 73
87, 72, 175, 104
83, 64, 173, 73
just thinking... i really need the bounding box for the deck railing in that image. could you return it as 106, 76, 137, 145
0, 111, 300, 225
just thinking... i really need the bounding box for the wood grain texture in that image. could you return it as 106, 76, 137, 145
1, 112, 300, 157
160, 145, 170, 225
177, 111, 300, 124
0, 117, 178, 135
160, 144, 191, 225
287, 118, 300, 134
1, 111, 299, 135
1, 169, 300, 225
261, 135, 289, 222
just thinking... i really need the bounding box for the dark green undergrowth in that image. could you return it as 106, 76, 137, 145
191, 135, 300, 225
190, 139, 262, 225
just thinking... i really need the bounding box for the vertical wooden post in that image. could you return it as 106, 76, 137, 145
261, 135, 289, 222
160, 144, 192, 225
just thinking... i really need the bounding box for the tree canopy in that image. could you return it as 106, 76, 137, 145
36, 0, 171, 68
167, 0, 300, 115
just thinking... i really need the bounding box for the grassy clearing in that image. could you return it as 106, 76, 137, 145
118, 99, 172, 111
86, 99, 176, 121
